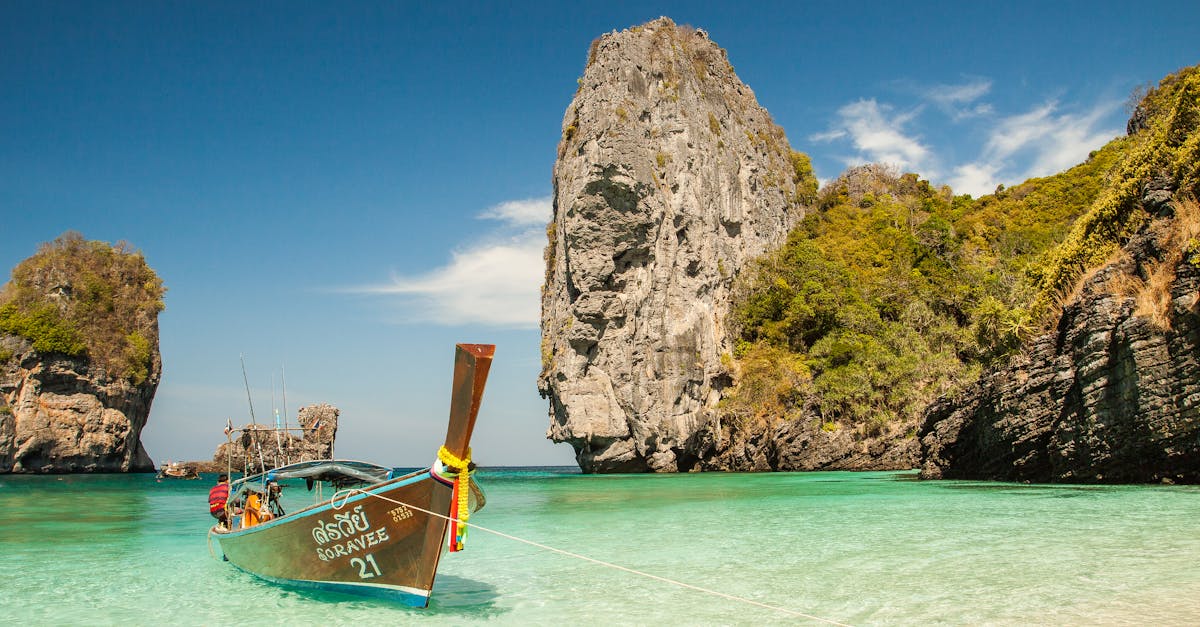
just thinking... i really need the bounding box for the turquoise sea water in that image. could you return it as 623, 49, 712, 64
1, 468, 1198, 625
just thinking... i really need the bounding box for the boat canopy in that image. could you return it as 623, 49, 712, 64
234, 459, 404, 490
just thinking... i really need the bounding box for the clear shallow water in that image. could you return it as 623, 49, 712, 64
1, 468, 1197, 625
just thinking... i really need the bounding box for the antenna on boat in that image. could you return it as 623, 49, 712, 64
271, 373, 284, 468
240, 353, 267, 476
281, 364, 290, 465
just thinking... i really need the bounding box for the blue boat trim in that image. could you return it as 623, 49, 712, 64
229, 562, 432, 606
217, 471, 432, 539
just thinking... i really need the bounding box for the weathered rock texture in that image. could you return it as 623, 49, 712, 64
209, 403, 339, 475
698, 412, 921, 472
920, 203, 1200, 483
0, 335, 158, 473
538, 18, 807, 472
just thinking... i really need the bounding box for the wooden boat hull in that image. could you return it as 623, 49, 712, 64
211, 343, 494, 607
214, 468, 453, 606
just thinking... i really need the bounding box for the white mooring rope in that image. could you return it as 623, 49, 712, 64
332, 487, 853, 626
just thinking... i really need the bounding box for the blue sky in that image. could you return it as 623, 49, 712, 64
2, 1, 1197, 467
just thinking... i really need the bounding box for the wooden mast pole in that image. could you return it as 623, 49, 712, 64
413, 343, 494, 605
442, 343, 494, 459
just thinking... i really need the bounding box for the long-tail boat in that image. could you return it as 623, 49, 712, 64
157, 461, 200, 479
209, 343, 494, 607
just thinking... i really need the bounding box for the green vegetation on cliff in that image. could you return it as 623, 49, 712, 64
0, 232, 165, 384
1032, 66, 1200, 313
725, 63, 1200, 435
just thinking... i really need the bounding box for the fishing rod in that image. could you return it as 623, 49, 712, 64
281, 364, 290, 465
240, 354, 268, 477
271, 373, 284, 467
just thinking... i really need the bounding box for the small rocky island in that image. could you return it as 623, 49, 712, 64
200, 403, 340, 475
0, 232, 165, 473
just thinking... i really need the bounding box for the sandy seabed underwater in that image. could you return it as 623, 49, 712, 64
1, 467, 1198, 626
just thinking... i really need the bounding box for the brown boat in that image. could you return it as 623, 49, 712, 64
209, 343, 494, 606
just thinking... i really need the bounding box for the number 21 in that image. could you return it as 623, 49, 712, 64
351, 554, 382, 579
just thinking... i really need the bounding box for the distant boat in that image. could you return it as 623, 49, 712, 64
157, 461, 199, 480
208, 343, 494, 607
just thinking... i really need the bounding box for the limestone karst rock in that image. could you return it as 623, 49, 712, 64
0, 346, 158, 473
538, 18, 808, 472
0, 234, 164, 473
210, 403, 339, 475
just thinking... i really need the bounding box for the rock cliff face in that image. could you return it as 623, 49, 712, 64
920, 201, 1200, 483
210, 403, 339, 474
698, 412, 921, 472
0, 234, 164, 474
0, 334, 159, 473
919, 67, 1200, 484
538, 18, 806, 472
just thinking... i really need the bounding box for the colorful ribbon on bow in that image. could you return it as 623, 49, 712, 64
435, 445, 471, 552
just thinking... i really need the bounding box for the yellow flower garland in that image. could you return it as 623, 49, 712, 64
437, 445, 471, 550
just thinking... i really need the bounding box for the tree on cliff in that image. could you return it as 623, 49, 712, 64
0, 231, 165, 384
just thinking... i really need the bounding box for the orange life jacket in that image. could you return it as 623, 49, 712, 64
243, 493, 262, 528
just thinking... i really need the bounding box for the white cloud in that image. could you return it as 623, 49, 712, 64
950, 99, 1122, 196
368, 238, 545, 327
813, 79, 1122, 198
947, 162, 1002, 198
479, 197, 553, 227
809, 129, 847, 142
926, 78, 992, 107
350, 197, 552, 328
812, 99, 934, 176
981, 101, 1059, 159
1022, 104, 1119, 177
901, 77, 994, 121
968, 103, 994, 117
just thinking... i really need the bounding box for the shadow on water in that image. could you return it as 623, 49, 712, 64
938, 481, 1116, 494
0, 474, 148, 545
927, 480, 1200, 501
427, 574, 505, 618
237, 572, 505, 619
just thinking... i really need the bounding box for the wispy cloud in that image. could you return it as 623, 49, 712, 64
950, 99, 1122, 196
1021, 104, 1120, 177
924, 78, 993, 120
809, 129, 847, 142
350, 197, 552, 328
926, 79, 991, 105
813, 80, 1123, 198
811, 99, 934, 177
478, 197, 555, 227
981, 102, 1060, 160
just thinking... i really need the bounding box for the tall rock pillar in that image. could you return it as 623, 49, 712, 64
538, 18, 806, 472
